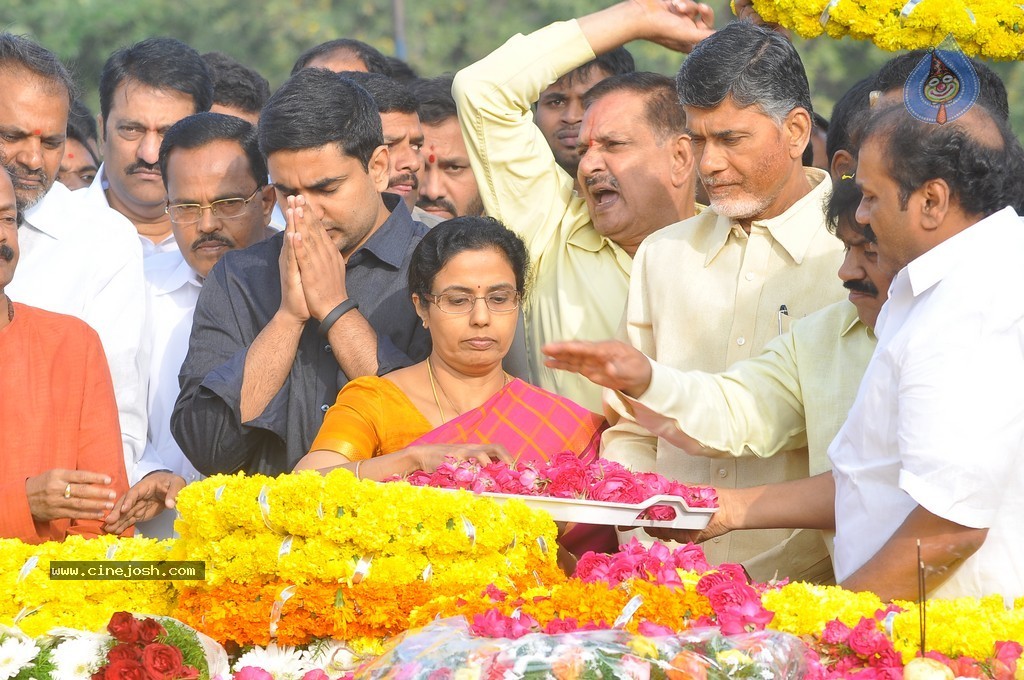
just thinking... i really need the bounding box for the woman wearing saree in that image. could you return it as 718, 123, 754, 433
295, 217, 614, 556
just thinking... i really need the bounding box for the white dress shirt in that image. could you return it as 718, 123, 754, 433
829, 207, 1024, 599
85, 164, 179, 257
136, 250, 204, 538
7, 181, 149, 478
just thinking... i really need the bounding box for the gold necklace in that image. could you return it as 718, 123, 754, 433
427, 357, 512, 423
426, 357, 448, 422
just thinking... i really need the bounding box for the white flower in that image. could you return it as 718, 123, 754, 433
51, 636, 106, 680
0, 636, 40, 680
233, 643, 312, 680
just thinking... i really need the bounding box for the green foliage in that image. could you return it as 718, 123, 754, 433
158, 617, 211, 680
6, 0, 1024, 131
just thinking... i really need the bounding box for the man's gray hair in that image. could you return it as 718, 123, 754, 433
0, 33, 76, 102
676, 22, 811, 124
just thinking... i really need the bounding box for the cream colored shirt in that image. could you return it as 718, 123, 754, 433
625, 300, 874, 477
604, 168, 846, 582
453, 20, 633, 412
621, 300, 876, 570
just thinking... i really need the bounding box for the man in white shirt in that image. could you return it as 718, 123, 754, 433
83, 37, 213, 258
0, 34, 148, 482
105, 113, 277, 537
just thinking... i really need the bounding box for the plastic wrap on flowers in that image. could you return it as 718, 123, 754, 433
353, 617, 812, 679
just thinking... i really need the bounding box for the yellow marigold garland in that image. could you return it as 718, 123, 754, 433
743, 0, 1024, 59
0, 534, 176, 636
170, 470, 562, 645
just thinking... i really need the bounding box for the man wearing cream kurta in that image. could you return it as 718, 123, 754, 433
601, 22, 846, 583
452, 1, 713, 412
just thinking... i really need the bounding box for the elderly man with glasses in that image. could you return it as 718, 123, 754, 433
104, 112, 276, 538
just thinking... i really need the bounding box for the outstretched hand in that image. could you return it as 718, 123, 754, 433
543, 339, 653, 398
103, 471, 187, 535
646, 486, 736, 544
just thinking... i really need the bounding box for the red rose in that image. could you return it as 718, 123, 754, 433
107, 612, 141, 644
179, 667, 199, 680
104, 659, 146, 680
140, 644, 184, 680
108, 645, 143, 663
138, 618, 166, 645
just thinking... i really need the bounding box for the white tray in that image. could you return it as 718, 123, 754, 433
478, 492, 715, 530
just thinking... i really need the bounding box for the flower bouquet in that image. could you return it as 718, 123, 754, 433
0, 611, 228, 680
354, 616, 812, 679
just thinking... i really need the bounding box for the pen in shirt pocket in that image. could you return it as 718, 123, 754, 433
778, 304, 789, 335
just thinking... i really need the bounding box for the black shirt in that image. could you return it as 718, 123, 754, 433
171, 195, 431, 475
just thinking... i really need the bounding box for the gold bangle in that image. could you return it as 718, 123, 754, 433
354, 460, 362, 481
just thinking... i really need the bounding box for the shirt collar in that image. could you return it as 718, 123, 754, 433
704, 168, 832, 267
904, 206, 1017, 298
147, 251, 202, 296
353, 193, 419, 269
23, 181, 74, 239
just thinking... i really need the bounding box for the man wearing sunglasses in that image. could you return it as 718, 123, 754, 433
103, 112, 275, 538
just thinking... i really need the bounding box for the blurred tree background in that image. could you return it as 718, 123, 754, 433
5, 0, 1024, 129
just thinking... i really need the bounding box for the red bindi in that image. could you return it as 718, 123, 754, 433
67, 153, 75, 159
32, 129, 41, 136
428, 154, 436, 164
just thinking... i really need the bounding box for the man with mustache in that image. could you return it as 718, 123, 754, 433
342, 72, 440, 226
83, 37, 213, 258
454, 0, 712, 412
171, 69, 430, 475
0, 165, 132, 542
596, 22, 846, 583
104, 113, 277, 538
0, 34, 148, 486
412, 75, 485, 221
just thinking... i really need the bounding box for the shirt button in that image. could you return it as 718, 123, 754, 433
736, 336, 746, 346
323, 345, 331, 352
320, 404, 329, 412
712, 537, 721, 543
717, 468, 728, 478
744, 272, 754, 281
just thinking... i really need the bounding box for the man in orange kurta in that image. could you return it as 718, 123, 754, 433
0, 167, 130, 542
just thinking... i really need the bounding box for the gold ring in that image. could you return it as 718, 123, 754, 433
63, 483, 72, 499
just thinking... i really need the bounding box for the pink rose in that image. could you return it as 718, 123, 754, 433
704, 580, 760, 615
846, 618, 888, 657
484, 584, 507, 602
670, 543, 710, 573
637, 621, 675, 637
301, 671, 330, 680
716, 598, 774, 635
545, 457, 589, 498
544, 618, 580, 634
234, 668, 274, 680
573, 553, 611, 582
820, 619, 852, 645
